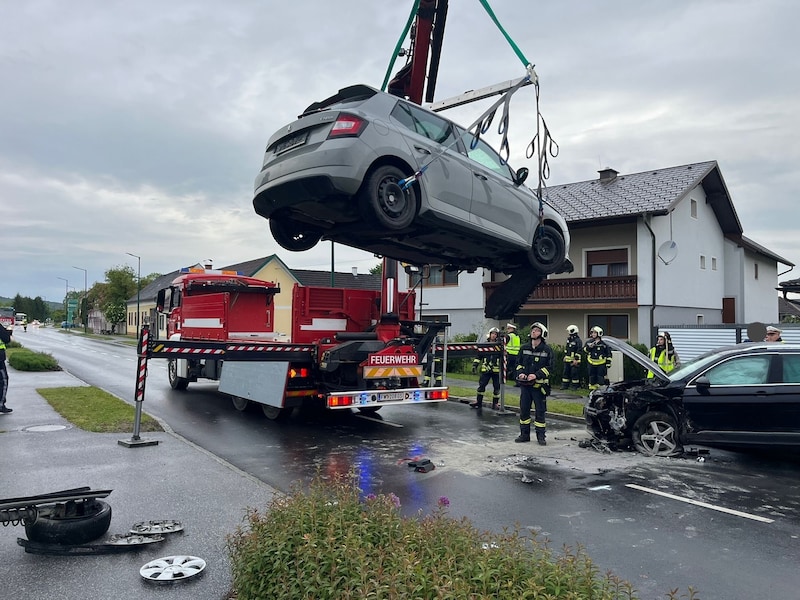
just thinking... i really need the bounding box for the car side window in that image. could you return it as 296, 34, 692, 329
702, 355, 771, 385
391, 102, 458, 146
781, 354, 800, 383
459, 131, 512, 180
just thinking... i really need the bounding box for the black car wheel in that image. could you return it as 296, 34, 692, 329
360, 165, 417, 230
25, 500, 112, 545
269, 216, 322, 252
528, 224, 566, 274
632, 411, 683, 457
168, 359, 189, 390
261, 405, 293, 421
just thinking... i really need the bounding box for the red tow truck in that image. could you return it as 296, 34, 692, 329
147, 263, 457, 419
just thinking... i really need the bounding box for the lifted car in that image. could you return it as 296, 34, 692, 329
584, 337, 800, 457
253, 84, 571, 276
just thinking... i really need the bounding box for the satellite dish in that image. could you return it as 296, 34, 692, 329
658, 240, 678, 265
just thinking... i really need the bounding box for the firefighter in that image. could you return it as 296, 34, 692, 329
561, 324, 582, 390
470, 327, 501, 410
647, 331, 680, 378
584, 326, 612, 391
504, 323, 521, 381
514, 322, 553, 445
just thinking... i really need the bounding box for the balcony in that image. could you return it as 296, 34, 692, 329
484, 275, 638, 308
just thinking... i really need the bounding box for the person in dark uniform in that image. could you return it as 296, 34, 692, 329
514, 322, 553, 445
584, 326, 612, 391
0, 323, 13, 413
561, 324, 582, 390
471, 327, 501, 410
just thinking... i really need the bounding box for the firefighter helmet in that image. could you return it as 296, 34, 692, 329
591, 326, 604, 336
505, 323, 517, 330
566, 324, 579, 335
531, 322, 548, 338
486, 327, 499, 340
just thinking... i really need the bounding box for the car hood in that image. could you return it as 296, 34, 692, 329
602, 336, 670, 383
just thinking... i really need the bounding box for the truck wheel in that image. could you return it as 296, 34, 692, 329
269, 215, 322, 252
359, 165, 417, 230
168, 359, 190, 391
632, 411, 683, 457
261, 405, 292, 420
25, 500, 112, 545
231, 396, 249, 411
528, 224, 566, 274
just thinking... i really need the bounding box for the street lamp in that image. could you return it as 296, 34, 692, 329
126, 252, 141, 333
73, 266, 88, 334
56, 277, 69, 327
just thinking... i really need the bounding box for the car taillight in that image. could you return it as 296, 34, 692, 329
327, 113, 366, 138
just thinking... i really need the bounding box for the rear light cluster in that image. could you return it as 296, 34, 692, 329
327, 388, 448, 409
327, 113, 366, 138
289, 367, 310, 378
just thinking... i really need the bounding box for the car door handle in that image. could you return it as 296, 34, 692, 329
473, 172, 487, 181
413, 146, 431, 155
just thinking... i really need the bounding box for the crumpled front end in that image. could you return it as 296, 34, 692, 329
584, 380, 655, 449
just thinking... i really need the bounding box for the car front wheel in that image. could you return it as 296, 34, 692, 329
632, 411, 682, 457
270, 216, 322, 252
360, 165, 417, 230
528, 224, 566, 274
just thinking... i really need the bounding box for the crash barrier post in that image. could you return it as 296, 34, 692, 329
119, 324, 159, 448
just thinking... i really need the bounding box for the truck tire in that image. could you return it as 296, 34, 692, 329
25, 500, 112, 545
231, 396, 249, 411
168, 359, 190, 391
261, 405, 292, 421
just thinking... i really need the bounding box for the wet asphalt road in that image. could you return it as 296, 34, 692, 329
15, 328, 800, 599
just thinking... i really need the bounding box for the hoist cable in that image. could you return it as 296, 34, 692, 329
381, 0, 422, 92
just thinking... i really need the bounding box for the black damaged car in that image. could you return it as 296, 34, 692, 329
584, 337, 800, 456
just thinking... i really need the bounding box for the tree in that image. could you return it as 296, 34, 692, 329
369, 263, 382, 275
102, 265, 137, 327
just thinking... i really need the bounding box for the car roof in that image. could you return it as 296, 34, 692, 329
302, 84, 380, 115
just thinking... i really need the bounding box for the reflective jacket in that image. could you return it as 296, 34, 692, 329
584, 338, 612, 367
564, 334, 583, 363
515, 339, 553, 389
505, 332, 521, 357
647, 345, 679, 378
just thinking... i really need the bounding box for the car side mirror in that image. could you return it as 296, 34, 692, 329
513, 167, 529, 186
694, 375, 711, 394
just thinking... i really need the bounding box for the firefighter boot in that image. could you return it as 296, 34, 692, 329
560, 378, 569, 390
515, 423, 531, 443
491, 394, 500, 410
535, 426, 547, 446
470, 393, 483, 409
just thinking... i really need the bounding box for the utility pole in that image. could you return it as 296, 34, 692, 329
126, 253, 141, 334
56, 277, 69, 327
73, 266, 88, 334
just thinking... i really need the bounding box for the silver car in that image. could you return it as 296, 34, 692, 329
253, 84, 571, 274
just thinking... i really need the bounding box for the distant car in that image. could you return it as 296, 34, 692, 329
253, 84, 571, 274
60, 321, 74, 329
584, 337, 800, 456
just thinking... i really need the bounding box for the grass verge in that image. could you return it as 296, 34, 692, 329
7, 346, 60, 371
447, 385, 585, 418
37, 386, 163, 433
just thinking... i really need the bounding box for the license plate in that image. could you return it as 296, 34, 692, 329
377, 391, 407, 402
274, 131, 308, 154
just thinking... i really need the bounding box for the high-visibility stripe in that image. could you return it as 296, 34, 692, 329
363, 365, 423, 379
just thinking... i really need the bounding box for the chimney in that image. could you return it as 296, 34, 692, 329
598, 167, 618, 183
351, 267, 358, 277
204, 259, 213, 269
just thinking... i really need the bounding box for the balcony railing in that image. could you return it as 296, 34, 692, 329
485, 275, 638, 304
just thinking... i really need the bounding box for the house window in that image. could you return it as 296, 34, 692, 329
691, 199, 698, 219
409, 266, 459, 287
586, 249, 628, 277
700, 255, 706, 270
711, 257, 718, 271
697, 314, 704, 325
754, 263, 759, 280
588, 315, 628, 338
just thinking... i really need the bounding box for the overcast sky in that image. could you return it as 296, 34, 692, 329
3, 0, 798, 303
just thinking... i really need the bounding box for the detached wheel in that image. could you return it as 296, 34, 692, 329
360, 165, 417, 230
528, 224, 566, 274
168, 359, 189, 391
25, 500, 112, 545
269, 216, 321, 252
261, 405, 292, 420
633, 411, 682, 457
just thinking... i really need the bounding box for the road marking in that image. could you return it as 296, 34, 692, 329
626, 483, 774, 523
355, 414, 404, 427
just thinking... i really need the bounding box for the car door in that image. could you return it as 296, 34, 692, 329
457, 129, 534, 248
388, 102, 473, 224
681, 353, 775, 446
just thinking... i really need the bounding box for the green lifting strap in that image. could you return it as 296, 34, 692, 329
381, 0, 422, 92
478, 0, 530, 68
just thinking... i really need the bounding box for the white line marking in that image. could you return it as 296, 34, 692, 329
626, 483, 774, 523
355, 414, 404, 427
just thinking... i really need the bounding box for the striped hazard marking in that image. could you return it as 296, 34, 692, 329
363, 365, 423, 379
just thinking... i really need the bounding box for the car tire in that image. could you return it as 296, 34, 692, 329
168, 359, 190, 391
269, 216, 322, 252
25, 500, 112, 545
527, 224, 566, 274
632, 411, 683, 457
360, 165, 417, 230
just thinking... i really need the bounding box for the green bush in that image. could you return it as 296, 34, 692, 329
228, 472, 641, 600
7, 348, 60, 371
445, 332, 478, 373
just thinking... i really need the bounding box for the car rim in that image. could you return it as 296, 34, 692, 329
533, 233, 557, 262
640, 420, 677, 455
377, 179, 407, 219
140, 555, 206, 583
130, 520, 184, 535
